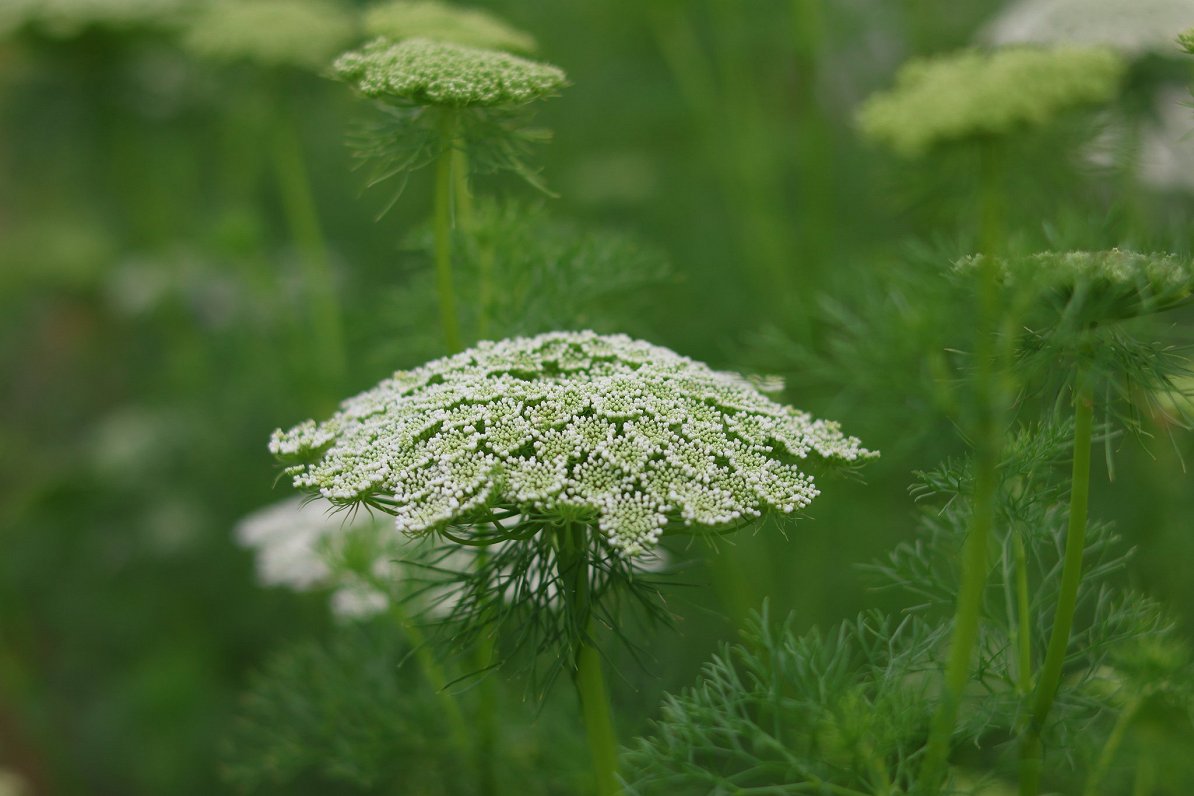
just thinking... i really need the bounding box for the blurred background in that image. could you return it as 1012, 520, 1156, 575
2, 0, 1193, 793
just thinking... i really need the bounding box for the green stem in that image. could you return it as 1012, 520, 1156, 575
1084, 695, 1142, 796
557, 524, 622, 796
434, 109, 463, 354
1020, 370, 1095, 796
473, 544, 497, 796
388, 606, 471, 755
1014, 532, 1033, 696
271, 101, 347, 392
917, 143, 1007, 792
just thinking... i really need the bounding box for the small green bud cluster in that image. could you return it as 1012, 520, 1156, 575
271, 332, 876, 556
332, 36, 566, 107
1181, 27, 1194, 54
364, 1, 536, 54
958, 249, 1194, 322
183, 0, 358, 70
857, 46, 1125, 157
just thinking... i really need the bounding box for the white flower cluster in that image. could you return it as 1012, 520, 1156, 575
332, 37, 566, 107
271, 331, 877, 556
982, 0, 1194, 59
364, 1, 537, 54
183, 0, 357, 71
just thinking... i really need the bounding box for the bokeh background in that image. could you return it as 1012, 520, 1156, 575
2, 1, 1193, 793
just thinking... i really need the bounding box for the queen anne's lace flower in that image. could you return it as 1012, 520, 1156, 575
332, 37, 566, 107
982, 0, 1194, 58
957, 249, 1194, 322
183, 0, 357, 71
364, 1, 536, 54
857, 47, 1125, 157
272, 331, 877, 556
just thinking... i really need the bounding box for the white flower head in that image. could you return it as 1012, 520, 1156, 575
982, 0, 1194, 58
271, 331, 877, 557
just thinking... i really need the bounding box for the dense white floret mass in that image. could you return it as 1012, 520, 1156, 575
271, 331, 877, 556
332, 37, 566, 107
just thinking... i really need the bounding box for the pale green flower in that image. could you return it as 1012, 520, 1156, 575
1181, 27, 1194, 53
183, 0, 358, 71
0, 0, 186, 37
982, 0, 1194, 58
271, 331, 876, 556
364, 1, 536, 54
332, 36, 566, 107
957, 249, 1194, 322
857, 47, 1126, 157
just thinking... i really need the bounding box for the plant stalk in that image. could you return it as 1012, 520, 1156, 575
271, 101, 348, 393
557, 524, 622, 796
434, 109, 464, 353
1020, 369, 1095, 796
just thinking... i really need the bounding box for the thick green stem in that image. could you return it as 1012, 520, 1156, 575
1020, 372, 1095, 796
557, 525, 622, 796
271, 101, 347, 392
434, 110, 463, 354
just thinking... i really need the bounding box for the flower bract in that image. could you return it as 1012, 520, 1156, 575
857, 46, 1126, 157
364, 1, 536, 54
271, 331, 876, 556
332, 36, 566, 107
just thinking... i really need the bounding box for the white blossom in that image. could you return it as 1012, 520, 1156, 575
272, 331, 877, 556
982, 0, 1194, 58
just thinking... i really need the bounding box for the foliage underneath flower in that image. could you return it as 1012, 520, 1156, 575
1182, 27, 1194, 53
271, 331, 876, 556
982, 0, 1194, 58
333, 36, 566, 107
182, 0, 358, 71
364, 1, 536, 54
857, 47, 1125, 157
957, 249, 1194, 323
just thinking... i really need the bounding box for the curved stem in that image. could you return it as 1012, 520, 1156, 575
434, 109, 463, 353
1020, 370, 1095, 796
1084, 695, 1142, 796
557, 524, 622, 796
1013, 531, 1033, 697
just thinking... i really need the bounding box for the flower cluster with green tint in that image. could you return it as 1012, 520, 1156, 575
983, 0, 1194, 58
364, 1, 536, 54
0, 0, 186, 37
271, 331, 876, 556
857, 47, 1125, 157
183, 0, 358, 71
1181, 27, 1194, 54
333, 37, 566, 107
958, 249, 1194, 322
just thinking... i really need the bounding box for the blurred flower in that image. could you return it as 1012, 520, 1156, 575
364, 1, 536, 54
957, 249, 1194, 323
1086, 87, 1194, 193
271, 331, 876, 556
333, 36, 565, 107
856, 46, 1125, 157
982, 0, 1194, 58
0, 0, 187, 38
1181, 27, 1194, 52
182, 0, 359, 71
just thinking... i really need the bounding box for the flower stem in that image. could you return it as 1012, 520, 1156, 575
917, 142, 1007, 792
557, 524, 622, 796
434, 109, 463, 354
1020, 368, 1095, 796
271, 99, 347, 392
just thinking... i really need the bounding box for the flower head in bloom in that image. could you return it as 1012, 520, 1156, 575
332, 37, 566, 107
957, 249, 1194, 324
271, 331, 877, 556
364, 1, 536, 54
857, 47, 1125, 157
183, 0, 358, 71
982, 0, 1194, 59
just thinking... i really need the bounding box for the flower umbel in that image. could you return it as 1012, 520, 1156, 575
271, 331, 876, 556
183, 0, 358, 71
857, 46, 1125, 157
364, 1, 537, 54
332, 36, 566, 107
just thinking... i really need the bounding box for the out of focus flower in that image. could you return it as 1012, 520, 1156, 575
857, 46, 1125, 157
182, 0, 358, 71
0, 0, 187, 38
982, 0, 1194, 58
363, 1, 535, 54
